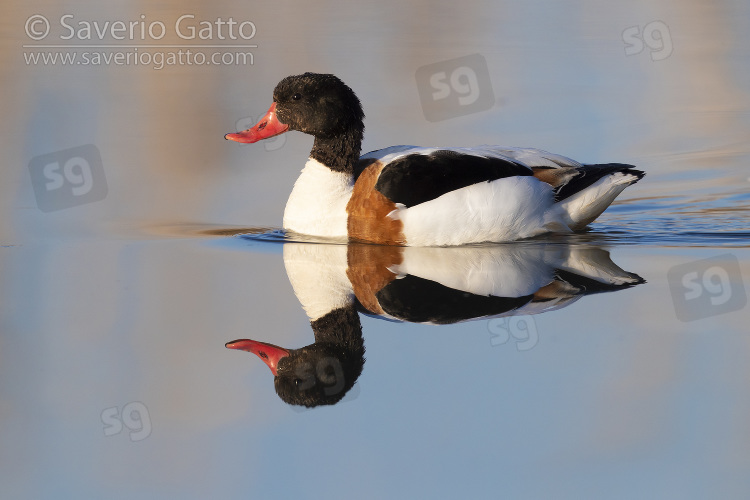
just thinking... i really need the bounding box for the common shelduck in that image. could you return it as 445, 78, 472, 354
225, 73, 644, 246
226, 242, 644, 407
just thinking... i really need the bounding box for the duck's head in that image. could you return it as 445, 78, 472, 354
226, 337, 364, 408
225, 73, 364, 144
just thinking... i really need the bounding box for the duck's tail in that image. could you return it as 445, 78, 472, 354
533, 163, 645, 230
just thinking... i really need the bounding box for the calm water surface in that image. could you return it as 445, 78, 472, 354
2, 1, 750, 499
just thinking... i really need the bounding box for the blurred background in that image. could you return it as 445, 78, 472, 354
2, 0, 748, 239
2, 1, 749, 498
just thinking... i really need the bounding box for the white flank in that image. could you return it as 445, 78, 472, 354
282, 243, 352, 321
283, 158, 352, 239
559, 172, 638, 230
397, 176, 569, 246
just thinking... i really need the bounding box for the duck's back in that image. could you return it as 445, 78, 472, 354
350, 146, 573, 245
348, 146, 643, 245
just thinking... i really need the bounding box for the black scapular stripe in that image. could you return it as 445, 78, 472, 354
374, 150, 532, 208
553, 163, 645, 202
375, 274, 533, 324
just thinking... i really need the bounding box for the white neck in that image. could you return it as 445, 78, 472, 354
283, 158, 353, 239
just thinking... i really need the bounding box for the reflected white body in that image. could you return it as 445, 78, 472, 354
282, 242, 642, 324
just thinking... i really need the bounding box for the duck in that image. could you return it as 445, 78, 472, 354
226, 241, 645, 407
225, 72, 644, 246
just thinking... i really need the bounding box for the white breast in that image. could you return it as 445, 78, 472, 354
283, 158, 352, 239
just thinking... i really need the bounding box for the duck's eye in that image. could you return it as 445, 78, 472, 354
292, 93, 302, 101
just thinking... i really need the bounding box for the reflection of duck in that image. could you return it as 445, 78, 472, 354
227, 243, 644, 408
225, 73, 644, 245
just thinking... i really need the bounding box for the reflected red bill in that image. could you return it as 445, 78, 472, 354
225, 339, 290, 375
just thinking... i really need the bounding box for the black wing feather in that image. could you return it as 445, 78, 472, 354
553, 163, 645, 202
373, 150, 532, 208
375, 274, 534, 324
